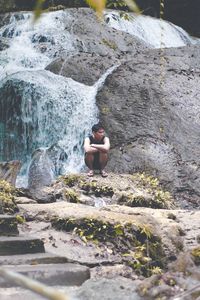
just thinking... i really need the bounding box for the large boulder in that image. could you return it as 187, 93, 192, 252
95, 45, 200, 207
46, 53, 120, 86
28, 144, 67, 190
46, 8, 147, 85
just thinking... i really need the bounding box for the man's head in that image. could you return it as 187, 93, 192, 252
92, 123, 105, 141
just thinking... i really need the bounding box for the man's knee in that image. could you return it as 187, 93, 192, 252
99, 152, 108, 159
85, 153, 94, 165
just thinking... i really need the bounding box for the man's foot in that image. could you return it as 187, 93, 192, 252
100, 170, 108, 178
87, 170, 94, 177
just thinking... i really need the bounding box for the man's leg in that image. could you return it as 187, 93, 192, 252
85, 153, 94, 176
99, 152, 108, 176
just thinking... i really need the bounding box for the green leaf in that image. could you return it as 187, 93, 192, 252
34, 0, 45, 22
122, 0, 140, 13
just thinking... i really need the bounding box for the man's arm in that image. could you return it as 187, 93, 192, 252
90, 137, 110, 153
84, 137, 98, 153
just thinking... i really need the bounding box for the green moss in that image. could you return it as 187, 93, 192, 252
191, 247, 200, 265
15, 214, 25, 224
101, 38, 117, 50
79, 180, 114, 197
51, 217, 165, 276
118, 191, 170, 209
60, 174, 83, 187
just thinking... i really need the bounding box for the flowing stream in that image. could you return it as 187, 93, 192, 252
0, 9, 198, 186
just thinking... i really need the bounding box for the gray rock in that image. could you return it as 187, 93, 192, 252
0, 252, 70, 266
0, 263, 90, 287
46, 53, 120, 86
27, 145, 67, 196
73, 276, 141, 300
46, 8, 147, 85
0, 160, 21, 186
28, 149, 55, 190
0, 215, 18, 236
0, 236, 45, 255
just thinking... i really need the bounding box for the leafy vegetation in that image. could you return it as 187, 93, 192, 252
191, 247, 200, 265
65, 188, 80, 203
52, 216, 166, 276
0, 180, 18, 214
126, 173, 175, 209
34, 0, 140, 20
79, 180, 114, 196
60, 174, 83, 187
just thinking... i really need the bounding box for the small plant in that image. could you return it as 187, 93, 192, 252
15, 215, 25, 224
0, 180, 15, 193
150, 266, 163, 275
130, 173, 174, 209
60, 174, 82, 187
79, 180, 114, 197
65, 189, 80, 203
191, 247, 200, 265
0, 180, 18, 214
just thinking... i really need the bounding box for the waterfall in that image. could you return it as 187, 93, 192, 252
0, 11, 120, 186
0, 9, 197, 186
104, 11, 197, 48
0, 11, 76, 80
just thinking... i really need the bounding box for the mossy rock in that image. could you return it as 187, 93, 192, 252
60, 174, 83, 187
123, 173, 175, 209
0, 180, 18, 214
79, 180, 114, 197
117, 190, 170, 209
191, 247, 200, 265
51, 216, 165, 276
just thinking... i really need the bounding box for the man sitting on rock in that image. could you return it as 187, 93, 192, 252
84, 123, 110, 177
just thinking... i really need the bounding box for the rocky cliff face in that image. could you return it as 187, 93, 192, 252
46, 8, 200, 207
96, 46, 200, 207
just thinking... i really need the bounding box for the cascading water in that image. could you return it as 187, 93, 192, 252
0, 10, 119, 186
0, 11, 76, 80
104, 11, 197, 48
0, 9, 198, 186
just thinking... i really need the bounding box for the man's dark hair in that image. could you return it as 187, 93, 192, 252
92, 123, 104, 133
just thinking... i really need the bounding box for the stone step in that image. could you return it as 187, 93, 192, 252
0, 252, 70, 266
0, 263, 90, 287
0, 236, 45, 255
0, 215, 19, 236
